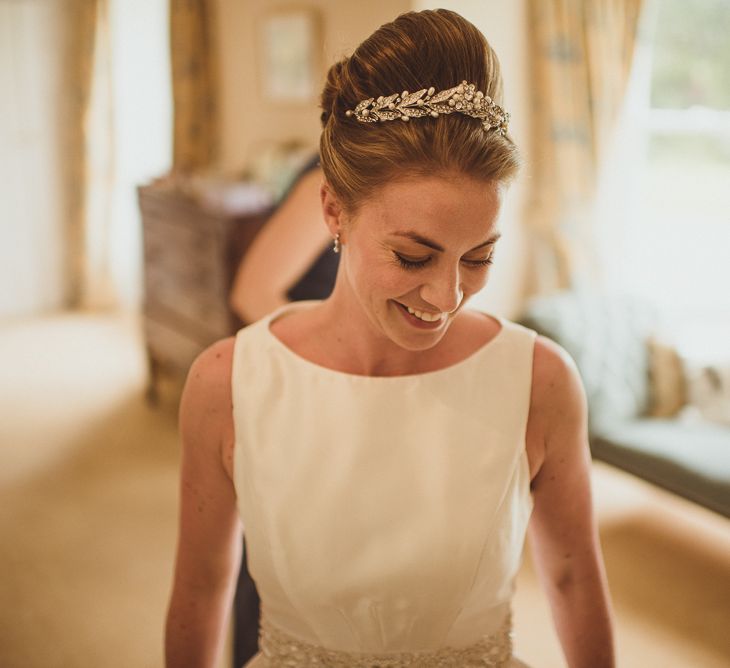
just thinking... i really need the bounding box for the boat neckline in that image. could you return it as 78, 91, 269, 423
263, 300, 506, 381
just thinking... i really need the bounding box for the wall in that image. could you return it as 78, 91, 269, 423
214, 0, 409, 174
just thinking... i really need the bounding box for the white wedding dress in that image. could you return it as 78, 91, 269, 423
231, 301, 536, 667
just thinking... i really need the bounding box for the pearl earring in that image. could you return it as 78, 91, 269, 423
333, 233, 341, 254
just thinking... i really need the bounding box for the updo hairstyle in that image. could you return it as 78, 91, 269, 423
319, 9, 521, 216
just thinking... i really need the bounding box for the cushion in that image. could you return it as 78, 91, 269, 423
646, 336, 687, 417
683, 358, 730, 427
519, 289, 659, 431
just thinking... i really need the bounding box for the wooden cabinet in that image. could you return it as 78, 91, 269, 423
137, 181, 272, 403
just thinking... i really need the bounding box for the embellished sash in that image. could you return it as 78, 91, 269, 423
257, 612, 514, 667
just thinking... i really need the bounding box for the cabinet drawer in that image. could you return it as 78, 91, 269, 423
144, 261, 229, 333
139, 190, 218, 236
144, 216, 217, 252
143, 223, 218, 278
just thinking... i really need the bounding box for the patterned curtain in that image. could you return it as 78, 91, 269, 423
525, 0, 644, 295
62, 0, 100, 307
170, 0, 219, 172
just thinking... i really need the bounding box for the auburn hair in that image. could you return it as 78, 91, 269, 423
319, 9, 520, 214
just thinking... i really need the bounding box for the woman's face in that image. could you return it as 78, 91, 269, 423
324, 173, 504, 352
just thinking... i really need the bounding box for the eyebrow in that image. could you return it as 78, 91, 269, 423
390, 230, 502, 253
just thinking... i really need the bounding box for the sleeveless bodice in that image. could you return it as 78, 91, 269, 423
231, 300, 536, 665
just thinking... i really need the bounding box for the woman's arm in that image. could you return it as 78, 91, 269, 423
527, 336, 616, 668
230, 168, 332, 323
165, 338, 242, 668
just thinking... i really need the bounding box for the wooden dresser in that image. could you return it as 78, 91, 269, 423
137, 180, 272, 404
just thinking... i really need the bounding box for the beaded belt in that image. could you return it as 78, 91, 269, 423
258, 611, 513, 667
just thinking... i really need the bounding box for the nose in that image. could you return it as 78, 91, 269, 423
419, 263, 464, 314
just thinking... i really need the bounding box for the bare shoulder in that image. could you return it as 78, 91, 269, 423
531, 335, 587, 423
526, 334, 589, 483
272, 166, 323, 225
179, 337, 237, 479
184, 337, 236, 394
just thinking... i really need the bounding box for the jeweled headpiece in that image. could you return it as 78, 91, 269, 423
345, 81, 509, 136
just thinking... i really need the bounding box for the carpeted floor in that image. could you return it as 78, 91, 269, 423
0, 310, 728, 667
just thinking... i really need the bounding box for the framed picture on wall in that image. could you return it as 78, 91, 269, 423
258, 8, 321, 102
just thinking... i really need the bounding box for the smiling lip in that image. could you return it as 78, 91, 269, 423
394, 301, 446, 329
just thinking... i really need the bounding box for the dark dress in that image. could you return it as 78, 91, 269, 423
232, 154, 339, 668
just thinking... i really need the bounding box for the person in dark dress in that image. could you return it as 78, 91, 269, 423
229, 154, 339, 667
229, 155, 339, 325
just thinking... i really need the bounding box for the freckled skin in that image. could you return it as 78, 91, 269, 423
165, 337, 241, 666
166, 175, 615, 666
523, 337, 616, 666
317, 175, 504, 371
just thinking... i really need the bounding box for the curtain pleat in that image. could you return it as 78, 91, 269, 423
62, 0, 100, 307
170, 0, 219, 173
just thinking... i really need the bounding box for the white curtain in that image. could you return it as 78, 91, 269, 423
525, 0, 644, 296
0, 1, 70, 317
84, 0, 173, 310
0, 0, 172, 318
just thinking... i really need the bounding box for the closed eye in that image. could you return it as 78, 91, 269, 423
393, 253, 494, 270
464, 257, 495, 267
394, 254, 430, 269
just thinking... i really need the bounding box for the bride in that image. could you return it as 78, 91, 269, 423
164, 8, 615, 667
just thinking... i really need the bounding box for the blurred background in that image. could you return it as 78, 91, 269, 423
1, 0, 729, 666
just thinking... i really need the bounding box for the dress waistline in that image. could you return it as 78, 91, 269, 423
257, 611, 514, 667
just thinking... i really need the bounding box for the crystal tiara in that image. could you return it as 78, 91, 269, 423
345, 81, 509, 136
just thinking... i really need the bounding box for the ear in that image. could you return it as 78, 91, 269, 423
320, 181, 346, 239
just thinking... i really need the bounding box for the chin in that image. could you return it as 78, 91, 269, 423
387, 315, 450, 351
400, 337, 443, 352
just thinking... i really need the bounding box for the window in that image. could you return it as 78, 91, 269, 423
597, 0, 730, 354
